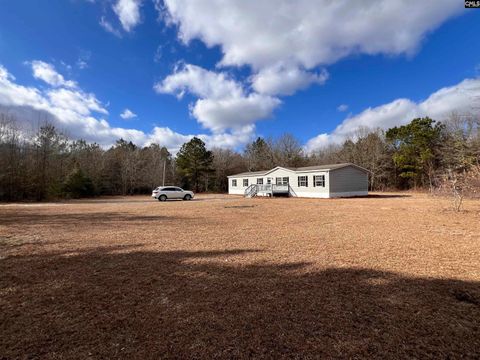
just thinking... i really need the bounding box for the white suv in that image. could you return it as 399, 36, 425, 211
152, 186, 194, 201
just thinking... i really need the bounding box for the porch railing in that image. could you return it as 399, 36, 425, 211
255, 184, 289, 193
244, 184, 258, 198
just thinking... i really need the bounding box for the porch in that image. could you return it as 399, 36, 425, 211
244, 184, 290, 198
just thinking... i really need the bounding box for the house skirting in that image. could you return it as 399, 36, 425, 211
328, 191, 368, 198
290, 190, 368, 198
228, 190, 368, 198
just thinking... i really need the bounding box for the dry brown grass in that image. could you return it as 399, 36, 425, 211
1, 192, 480, 359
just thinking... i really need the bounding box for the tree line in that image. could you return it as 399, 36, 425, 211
0, 112, 479, 201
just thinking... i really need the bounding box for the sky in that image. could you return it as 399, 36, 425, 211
0, 0, 479, 153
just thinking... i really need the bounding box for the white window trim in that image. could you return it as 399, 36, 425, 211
314, 175, 325, 187
298, 175, 308, 187
276, 177, 289, 186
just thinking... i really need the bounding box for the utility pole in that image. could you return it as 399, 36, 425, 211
162, 160, 166, 186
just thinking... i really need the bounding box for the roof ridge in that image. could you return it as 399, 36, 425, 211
228, 163, 365, 177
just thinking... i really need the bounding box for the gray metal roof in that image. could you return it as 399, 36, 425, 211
294, 163, 352, 171
230, 170, 269, 177
228, 163, 368, 177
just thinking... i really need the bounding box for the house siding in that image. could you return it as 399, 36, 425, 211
228, 168, 330, 197
228, 164, 368, 198
329, 166, 368, 196
228, 175, 254, 195
268, 168, 329, 198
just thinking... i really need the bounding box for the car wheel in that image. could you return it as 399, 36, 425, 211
158, 195, 167, 202
183, 194, 192, 201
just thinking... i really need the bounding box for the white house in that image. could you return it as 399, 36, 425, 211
227, 163, 369, 198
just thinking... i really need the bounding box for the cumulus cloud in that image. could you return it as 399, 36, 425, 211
47, 87, 108, 116
305, 78, 480, 152
191, 94, 280, 133
155, 63, 243, 100
159, 0, 461, 104
120, 108, 137, 119
337, 104, 349, 112
146, 125, 255, 153
113, 0, 142, 32
30, 61, 77, 88
162, 0, 461, 69
251, 66, 328, 96
154, 63, 280, 132
0, 64, 253, 152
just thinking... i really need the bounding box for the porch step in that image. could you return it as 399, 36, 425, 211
244, 184, 290, 198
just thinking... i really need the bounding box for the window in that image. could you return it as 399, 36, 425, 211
298, 176, 308, 187
314, 175, 325, 187
267, 178, 272, 185
276, 177, 289, 185
243, 179, 249, 187
232, 179, 237, 187
257, 178, 263, 185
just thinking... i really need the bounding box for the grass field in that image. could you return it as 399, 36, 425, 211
1, 193, 480, 358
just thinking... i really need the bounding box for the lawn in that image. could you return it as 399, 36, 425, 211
1, 193, 480, 358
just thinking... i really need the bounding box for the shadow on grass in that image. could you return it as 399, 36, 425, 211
0, 212, 181, 226
1, 247, 479, 359
362, 194, 412, 199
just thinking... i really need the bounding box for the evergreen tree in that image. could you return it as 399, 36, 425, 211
176, 137, 213, 192
62, 166, 95, 198
386, 117, 445, 188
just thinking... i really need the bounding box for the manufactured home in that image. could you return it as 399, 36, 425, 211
228, 163, 369, 198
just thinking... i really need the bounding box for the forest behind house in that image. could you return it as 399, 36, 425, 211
1, 112, 479, 203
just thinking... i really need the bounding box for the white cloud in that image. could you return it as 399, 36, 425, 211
199, 124, 255, 149
337, 104, 349, 112
192, 94, 280, 133
155, 63, 243, 100
120, 108, 137, 119
146, 125, 255, 153
305, 78, 480, 152
251, 66, 328, 96
162, 0, 461, 70
30, 61, 77, 88
160, 0, 461, 100
156, 1, 463, 133
155, 63, 280, 132
113, 0, 142, 32
0, 64, 253, 152
0, 65, 49, 109
47, 88, 108, 116
100, 16, 122, 37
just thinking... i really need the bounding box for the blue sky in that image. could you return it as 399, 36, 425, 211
0, 1, 479, 152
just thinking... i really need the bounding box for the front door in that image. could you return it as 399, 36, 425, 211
266, 178, 272, 185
